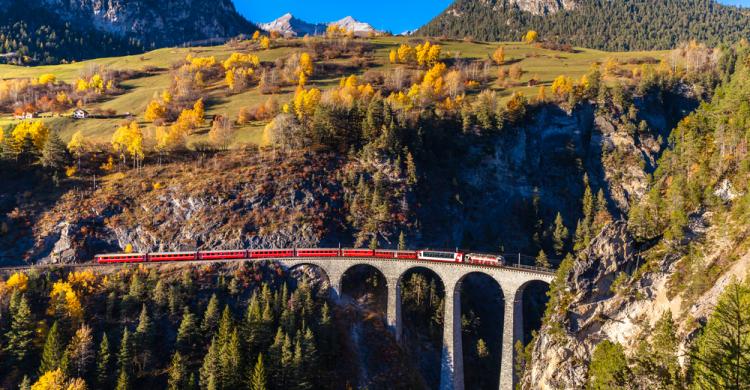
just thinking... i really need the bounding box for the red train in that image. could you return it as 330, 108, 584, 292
96, 248, 506, 267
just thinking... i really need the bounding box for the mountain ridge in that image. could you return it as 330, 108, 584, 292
259, 13, 381, 37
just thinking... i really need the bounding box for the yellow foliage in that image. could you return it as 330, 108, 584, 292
111, 121, 144, 161
293, 87, 321, 121
536, 85, 546, 102
56, 92, 70, 105
75, 79, 88, 92
144, 100, 167, 122
299, 52, 314, 77
551, 75, 574, 97
186, 55, 217, 71
193, 98, 205, 122
67, 270, 97, 295
397, 44, 415, 64
153, 182, 164, 190
326, 24, 351, 38
523, 30, 539, 44
225, 70, 236, 91
491, 47, 505, 65
578, 74, 591, 91
389, 49, 397, 64
124, 243, 133, 253
155, 125, 186, 151
161, 90, 173, 104
65, 166, 77, 178
49, 281, 83, 324
5, 272, 29, 292
223, 52, 260, 70
465, 80, 480, 89
252, 31, 261, 41
38, 74, 57, 85
260, 36, 271, 50
415, 41, 441, 67
12, 120, 50, 150
603, 57, 619, 76
32, 369, 66, 390
100, 156, 114, 172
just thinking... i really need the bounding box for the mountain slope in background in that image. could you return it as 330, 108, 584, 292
260, 14, 380, 37
0, 0, 254, 65
419, 0, 750, 50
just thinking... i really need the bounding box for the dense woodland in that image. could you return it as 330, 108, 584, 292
0, 262, 429, 389
420, 0, 750, 51
0, 3, 145, 65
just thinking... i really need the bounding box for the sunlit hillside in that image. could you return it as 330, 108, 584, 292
0, 36, 667, 147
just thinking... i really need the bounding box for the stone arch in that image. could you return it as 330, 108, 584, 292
513, 278, 552, 346
286, 263, 333, 299
455, 271, 505, 390
339, 263, 389, 313
398, 266, 446, 390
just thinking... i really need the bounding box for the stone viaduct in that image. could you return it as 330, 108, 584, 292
276, 257, 554, 390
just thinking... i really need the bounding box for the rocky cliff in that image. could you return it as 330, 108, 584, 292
40, 0, 254, 46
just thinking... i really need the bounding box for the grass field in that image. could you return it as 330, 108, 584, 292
0, 36, 668, 146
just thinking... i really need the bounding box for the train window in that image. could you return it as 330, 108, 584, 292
422, 251, 455, 259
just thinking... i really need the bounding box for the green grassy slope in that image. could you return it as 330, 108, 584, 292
0, 37, 667, 145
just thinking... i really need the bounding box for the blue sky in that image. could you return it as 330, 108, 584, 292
234, 0, 750, 34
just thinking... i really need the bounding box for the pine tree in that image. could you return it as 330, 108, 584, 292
134, 305, 154, 374
115, 369, 130, 390
199, 336, 220, 389
268, 328, 284, 383
97, 332, 112, 388
219, 329, 242, 389
650, 311, 681, 388
589, 340, 631, 389
117, 328, 132, 383
19, 375, 31, 390
293, 335, 308, 389
692, 279, 750, 389
405, 150, 417, 186
152, 280, 168, 313
39, 321, 65, 375
6, 294, 34, 366
302, 328, 319, 385
177, 308, 199, 354
552, 212, 569, 256
167, 351, 186, 390
581, 174, 595, 247
398, 231, 407, 250
280, 333, 294, 388
40, 131, 70, 173
202, 295, 221, 336
535, 250, 551, 269
250, 354, 267, 390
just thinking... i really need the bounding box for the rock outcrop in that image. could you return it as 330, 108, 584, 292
40, 0, 253, 47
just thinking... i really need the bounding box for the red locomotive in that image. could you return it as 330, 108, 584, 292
95, 248, 505, 267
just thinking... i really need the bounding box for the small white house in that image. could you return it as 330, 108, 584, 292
72, 109, 89, 119
13, 112, 36, 120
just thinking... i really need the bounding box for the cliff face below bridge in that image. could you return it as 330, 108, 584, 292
0, 88, 696, 265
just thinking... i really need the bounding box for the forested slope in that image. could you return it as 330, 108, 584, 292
419, 0, 750, 50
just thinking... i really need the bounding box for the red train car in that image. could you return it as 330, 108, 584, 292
199, 250, 247, 260
296, 248, 340, 257
250, 249, 295, 258
148, 252, 197, 262
96, 253, 147, 264
342, 249, 374, 257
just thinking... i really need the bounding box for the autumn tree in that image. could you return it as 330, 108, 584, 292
208, 115, 235, 151
111, 121, 144, 169
67, 131, 87, 168
491, 46, 505, 65
523, 30, 539, 44
66, 324, 94, 378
